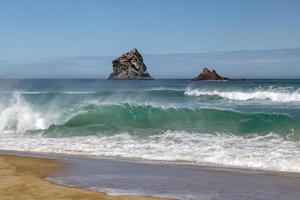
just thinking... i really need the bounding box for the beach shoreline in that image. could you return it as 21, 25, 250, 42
1, 149, 300, 177
0, 153, 168, 200
2, 150, 300, 199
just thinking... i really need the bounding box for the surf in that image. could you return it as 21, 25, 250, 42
1, 80, 300, 173
1, 131, 300, 173
184, 86, 300, 102
1, 92, 300, 137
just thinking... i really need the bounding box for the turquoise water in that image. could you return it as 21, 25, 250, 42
0, 79, 300, 172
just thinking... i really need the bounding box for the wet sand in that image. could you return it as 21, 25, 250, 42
0, 154, 167, 200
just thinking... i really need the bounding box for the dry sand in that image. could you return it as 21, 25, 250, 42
0, 154, 168, 200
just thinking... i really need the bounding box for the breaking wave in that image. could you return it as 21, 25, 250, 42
184, 87, 300, 102
0, 92, 46, 133
1, 92, 299, 137
1, 80, 300, 173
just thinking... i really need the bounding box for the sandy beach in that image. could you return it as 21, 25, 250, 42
0, 154, 167, 200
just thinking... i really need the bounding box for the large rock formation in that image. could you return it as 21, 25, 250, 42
192, 67, 229, 81
108, 49, 153, 80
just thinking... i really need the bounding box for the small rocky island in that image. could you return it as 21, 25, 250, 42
192, 67, 229, 81
108, 49, 153, 80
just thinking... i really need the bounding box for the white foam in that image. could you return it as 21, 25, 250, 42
184, 87, 300, 102
0, 92, 47, 133
60, 91, 97, 94
1, 131, 300, 173
82, 97, 182, 109
146, 87, 183, 92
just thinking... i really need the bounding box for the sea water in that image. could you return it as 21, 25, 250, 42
0, 79, 300, 172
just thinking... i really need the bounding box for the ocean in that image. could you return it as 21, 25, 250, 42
0, 79, 300, 173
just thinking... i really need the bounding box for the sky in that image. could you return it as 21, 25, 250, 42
0, 0, 300, 78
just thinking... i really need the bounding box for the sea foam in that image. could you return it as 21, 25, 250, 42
0, 92, 46, 133
184, 87, 300, 102
0, 131, 300, 173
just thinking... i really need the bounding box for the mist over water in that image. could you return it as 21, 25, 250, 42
1, 79, 300, 172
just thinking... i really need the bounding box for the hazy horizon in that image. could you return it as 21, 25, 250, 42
1, 47, 300, 79
1, 0, 300, 78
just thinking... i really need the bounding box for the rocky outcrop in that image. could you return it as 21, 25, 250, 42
192, 67, 229, 81
108, 49, 153, 80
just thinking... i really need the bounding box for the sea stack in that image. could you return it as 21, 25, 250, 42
192, 67, 229, 81
108, 49, 153, 80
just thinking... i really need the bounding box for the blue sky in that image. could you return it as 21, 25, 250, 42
0, 0, 300, 78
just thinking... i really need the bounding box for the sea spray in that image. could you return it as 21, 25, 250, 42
0, 92, 46, 133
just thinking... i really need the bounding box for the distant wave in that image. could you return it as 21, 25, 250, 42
0, 88, 183, 96
144, 87, 182, 91
0, 91, 97, 95
184, 87, 300, 102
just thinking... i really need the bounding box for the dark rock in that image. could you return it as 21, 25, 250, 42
192, 67, 229, 81
108, 49, 153, 80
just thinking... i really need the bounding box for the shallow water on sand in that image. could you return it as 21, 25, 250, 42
45, 153, 300, 200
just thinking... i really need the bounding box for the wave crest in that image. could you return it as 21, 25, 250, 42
45, 103, 299, 137
184, 87, 300, 102
1, 92, 300, 136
